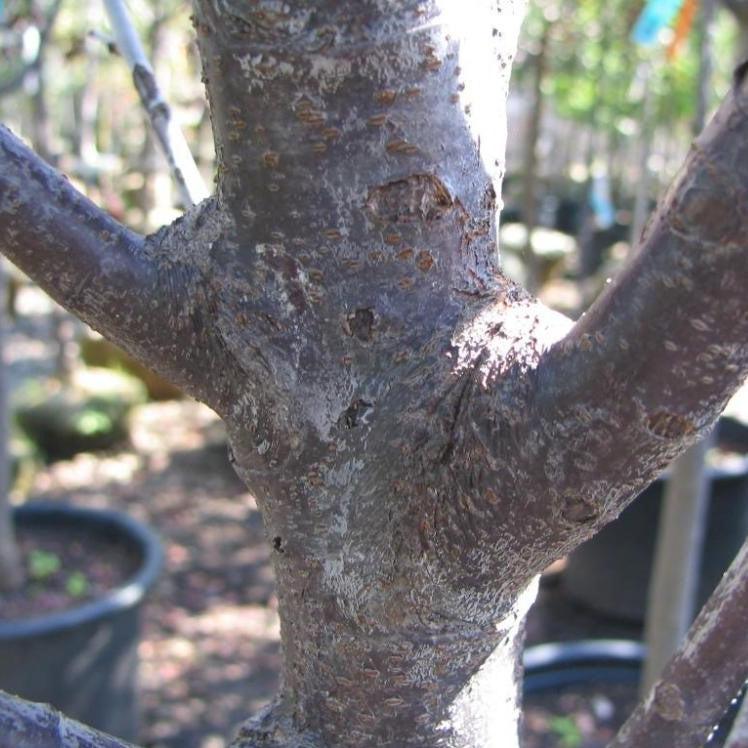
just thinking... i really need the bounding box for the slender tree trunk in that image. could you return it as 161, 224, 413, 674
104, 0, 208, 207
629, 67, 655, 254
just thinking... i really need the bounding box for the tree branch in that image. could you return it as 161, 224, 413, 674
0, 690, 135, 748
0, 125, 235, 412
524, 70, 748, 560
609, 536, 748, 748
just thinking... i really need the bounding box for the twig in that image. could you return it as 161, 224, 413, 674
101, 0, 209, 207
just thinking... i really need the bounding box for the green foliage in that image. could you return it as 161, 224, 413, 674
516, 0, 738, 135
13, 367, 147, 461
28, 548, 60, 580
65, 571, 89, 597
548, 714, 583, 748
27, 551, 90, 597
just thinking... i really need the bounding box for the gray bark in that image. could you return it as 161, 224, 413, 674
641, 1, 719, 693
0, 690, 134, 748
611, 535, 748, 748
1, 1, 747, 745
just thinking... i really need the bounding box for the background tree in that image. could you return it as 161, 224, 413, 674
1, 1, 747, 746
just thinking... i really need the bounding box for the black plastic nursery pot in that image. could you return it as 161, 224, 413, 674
0, 503, 162, 741
562, 417, 748, 622
522, 640, 645, 748
523, 639, 645, 694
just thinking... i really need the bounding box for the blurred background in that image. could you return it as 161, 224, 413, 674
0, 1, 747, 747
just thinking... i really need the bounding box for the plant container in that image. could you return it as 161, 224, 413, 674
0, 502, 162, 741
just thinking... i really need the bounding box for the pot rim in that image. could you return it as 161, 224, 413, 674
0, 502, 163, 640
523, 639, 645, 693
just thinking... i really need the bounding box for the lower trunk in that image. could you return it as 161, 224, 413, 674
235, 576, 538, 748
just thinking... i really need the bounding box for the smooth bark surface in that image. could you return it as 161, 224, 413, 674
0, 1, 747, 745
0, 127, 234, 412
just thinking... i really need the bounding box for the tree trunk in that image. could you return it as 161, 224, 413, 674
0, 1, 747, 745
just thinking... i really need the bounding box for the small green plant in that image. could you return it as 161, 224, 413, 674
548, 714, 583, 748
65, 571, 89, 598
74, 409, 113, 437
28, 549, 61, 580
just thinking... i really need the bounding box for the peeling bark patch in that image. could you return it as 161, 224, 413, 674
366, 175, 453, 224
296, 104, 326, 127
646, 411, 695, 440
367, 114, 389, 127
653, 682, 686, 721
385, 139, 418, 156
416, 250, 435, 272
344, 308, 375, 342
262, 151, 280, 168
342, 399, 372, 428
